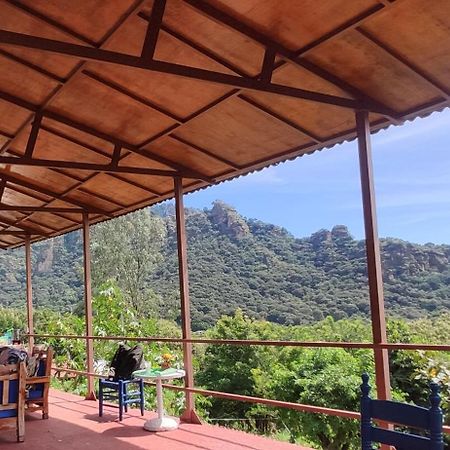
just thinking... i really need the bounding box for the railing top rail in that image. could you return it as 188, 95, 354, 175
29, 333, 450, 351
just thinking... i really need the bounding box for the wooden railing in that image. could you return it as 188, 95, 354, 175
29, 332, 450, 434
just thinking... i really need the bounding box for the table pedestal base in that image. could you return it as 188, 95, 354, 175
143, 416, 179, 432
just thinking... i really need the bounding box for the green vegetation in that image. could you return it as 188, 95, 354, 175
1, 201, 449, 331
0, 200, 448, 448
0, 300, 448, 449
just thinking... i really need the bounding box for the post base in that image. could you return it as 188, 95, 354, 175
85, 391, 97, 401
144, 416, 179, 432
180, 408, 202, 424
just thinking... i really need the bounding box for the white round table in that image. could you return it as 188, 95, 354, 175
133, 368, 185, 432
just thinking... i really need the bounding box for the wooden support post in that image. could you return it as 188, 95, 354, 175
25, 236, 34, 352
356, 110, 391, 401
82, 213, 96, 400
174, 177, 201, 424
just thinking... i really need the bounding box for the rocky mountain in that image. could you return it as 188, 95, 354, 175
1, 201, 449, 330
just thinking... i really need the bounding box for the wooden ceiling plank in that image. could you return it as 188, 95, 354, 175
356, 27, 450, 100
168, 135, 240, 170
40, 124, 111, 158
237, 94, 323, 143
4, 183, 50, 202
0, 129, 15, 140
82, 69, 185, 123
5, 0, 98, 47
0, 216, 47, 235
25, 216, 59, 232
0, 171, 111, 216
292, 3, 387, 57
0, 48, 65, 83
109, 173, 163, 197
77, 186, 127, 208
159, 23, 251, 77
0, 230, 31, 236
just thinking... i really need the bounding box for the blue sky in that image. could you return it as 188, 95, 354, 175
184, 108, 450, 244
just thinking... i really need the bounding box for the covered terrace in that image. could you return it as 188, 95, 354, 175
0, 0, 449, 447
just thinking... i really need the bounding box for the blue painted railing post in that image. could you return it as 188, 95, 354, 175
429, 382, 444, 450
361, 373, 372, 450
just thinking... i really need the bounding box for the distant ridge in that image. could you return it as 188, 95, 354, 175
1, 201, 449, 330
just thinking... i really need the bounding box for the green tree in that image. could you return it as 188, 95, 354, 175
197, 309, 278, 420
91, 209, 166, 313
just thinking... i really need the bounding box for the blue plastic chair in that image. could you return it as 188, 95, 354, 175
360, 373, 444, 449
98, 377, 145, 421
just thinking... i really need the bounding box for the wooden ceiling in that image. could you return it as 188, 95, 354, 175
0, 0, 449, 248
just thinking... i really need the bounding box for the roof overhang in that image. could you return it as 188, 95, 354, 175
0, 0, 449, 248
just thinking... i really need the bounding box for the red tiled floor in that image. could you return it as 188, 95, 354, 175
0, 389, 312, 449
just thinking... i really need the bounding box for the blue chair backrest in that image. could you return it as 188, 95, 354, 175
0, 364, 20, 419
360, 373, 444, 450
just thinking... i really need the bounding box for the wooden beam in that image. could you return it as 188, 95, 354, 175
82, 213, 96, 400
25, 236, 34, 351
0, 155, 186, 177
0, 180, 6, 202
141, 0, 166, 60
174, 178, 201, 424
356, 110, 391, 401
0, 204, 88, 213
24, 113, 42, 159
260, 47, 276, 83
0, 29, 374, 112
0, 231, 36, 237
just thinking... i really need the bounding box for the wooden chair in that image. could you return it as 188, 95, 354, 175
25, 347, 53, 419
0, 362, 26, 442
360, 373, 444, 449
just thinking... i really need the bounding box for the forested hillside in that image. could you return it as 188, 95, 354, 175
0, 201, 449, 330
